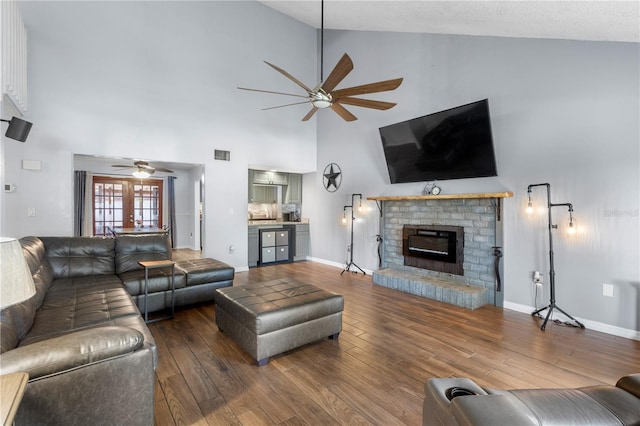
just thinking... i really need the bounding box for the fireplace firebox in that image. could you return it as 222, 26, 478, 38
403, 225, 464, 275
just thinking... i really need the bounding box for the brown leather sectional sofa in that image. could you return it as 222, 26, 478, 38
0, 234, 233, 425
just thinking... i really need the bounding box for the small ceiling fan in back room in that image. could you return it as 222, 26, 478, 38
111, 161, 174, 178
238, 0, 403, 122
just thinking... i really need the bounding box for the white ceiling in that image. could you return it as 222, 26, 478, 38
258, 1, 640, 43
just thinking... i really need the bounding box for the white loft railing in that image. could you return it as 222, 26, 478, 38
1, 0, 28, 114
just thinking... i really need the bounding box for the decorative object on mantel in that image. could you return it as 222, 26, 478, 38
526, 183, 584, 331
323, 163, 342, 192
422, 181, 441, 196
1, 116, 32, 142
341, 193, 365, 275
237, 0, 403, 122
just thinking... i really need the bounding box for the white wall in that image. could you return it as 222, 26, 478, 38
4, 2, 639, 334
304, 30, 639, 333
4, 1, 317, 266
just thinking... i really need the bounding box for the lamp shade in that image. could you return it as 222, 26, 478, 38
4, 117, 32, 142
0, 237, 36, 308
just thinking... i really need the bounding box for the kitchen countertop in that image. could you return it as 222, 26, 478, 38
248, 218, 309, 226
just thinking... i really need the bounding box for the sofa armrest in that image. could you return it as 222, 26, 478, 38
0, 326, 144, 380
616, 373, 640, 398
451, 394, 538, 426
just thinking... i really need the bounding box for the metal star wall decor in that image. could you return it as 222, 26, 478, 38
323, 163, 342, 192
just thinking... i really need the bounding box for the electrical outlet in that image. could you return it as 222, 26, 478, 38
228, 244, 234, 254
603, 283, 614, 297
27, 207, 36, 217
533, 271, 543, 285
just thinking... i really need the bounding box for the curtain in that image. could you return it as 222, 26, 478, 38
73, 171, 86, 236
167, 176, 177, 248
83, 172, 93, 236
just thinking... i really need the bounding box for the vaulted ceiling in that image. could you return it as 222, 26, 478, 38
259, 1, 639, 43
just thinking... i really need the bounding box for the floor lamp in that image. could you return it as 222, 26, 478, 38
341, 193, 365, 275
527, 183, 585, 331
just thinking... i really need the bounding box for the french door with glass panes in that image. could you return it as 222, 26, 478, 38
93, 176, 164, 235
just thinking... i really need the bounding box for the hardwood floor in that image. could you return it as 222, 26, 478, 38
152, 257, 640, 425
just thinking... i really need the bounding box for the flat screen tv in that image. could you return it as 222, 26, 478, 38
379, 99, 497, 184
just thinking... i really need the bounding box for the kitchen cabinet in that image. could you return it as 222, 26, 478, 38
248, 227, 259, 267
294, 223, 309, 261
249, 185, 276, 203
253, 170, 287, 185
248, 170, 277, 203
284, 173, 303, 204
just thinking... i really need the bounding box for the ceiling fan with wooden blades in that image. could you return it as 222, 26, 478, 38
238, 1, 403, 122
111, 160, 174, 177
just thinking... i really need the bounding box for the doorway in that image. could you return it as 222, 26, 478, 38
93, 176, 164, 235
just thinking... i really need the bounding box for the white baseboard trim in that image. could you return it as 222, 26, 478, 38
306, 257, 374, 275
306, 257, 343, 269
504, 301, 640, 341
234, 266, 249, 273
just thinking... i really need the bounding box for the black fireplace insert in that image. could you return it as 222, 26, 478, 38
403, 225, 464, 275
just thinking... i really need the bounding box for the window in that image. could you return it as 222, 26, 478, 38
93, 176, 163, 235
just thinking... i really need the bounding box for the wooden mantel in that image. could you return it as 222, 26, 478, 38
367, 192, 513, 201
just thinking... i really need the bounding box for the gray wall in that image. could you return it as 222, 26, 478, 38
306, 30, 639, 334
3, 2, 639, 335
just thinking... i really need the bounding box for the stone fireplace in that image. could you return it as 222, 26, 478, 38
368, 192, 512, 309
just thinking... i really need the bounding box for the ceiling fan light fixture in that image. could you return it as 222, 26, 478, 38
310, 90, 332, 108
133, 169, 151, 179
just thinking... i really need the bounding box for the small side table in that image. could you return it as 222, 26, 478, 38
1, 372, 28, 426
138, 259, 176, 323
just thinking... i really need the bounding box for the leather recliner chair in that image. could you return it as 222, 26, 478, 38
423, 373, 640, 425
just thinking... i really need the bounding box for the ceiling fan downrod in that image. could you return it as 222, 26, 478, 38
320, 0, 324, 83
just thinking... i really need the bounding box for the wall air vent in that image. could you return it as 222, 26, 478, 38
214, 150, 230, 161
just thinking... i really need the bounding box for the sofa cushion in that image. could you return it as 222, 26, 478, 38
40, 237, 116, 278
175, 258, 234, 286
20, 237, 54, 304
0, 310, 20, 353
509, 387, 640, 425
0, 237, 55, 353
0, 326, 144, 379
579, 385, 640, 426
20, 275, 140, 346
617, 373, 640, 399
115, 234, 171, 274
119, 268, 187, 297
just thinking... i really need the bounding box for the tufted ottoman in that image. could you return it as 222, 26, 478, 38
214, 278, 344, 366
